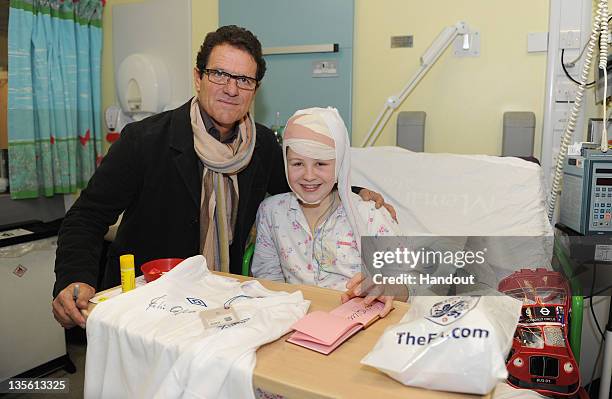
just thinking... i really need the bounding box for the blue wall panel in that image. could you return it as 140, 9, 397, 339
220, 0, 354, 136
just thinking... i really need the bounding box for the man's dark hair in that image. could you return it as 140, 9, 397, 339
196, 25, 266, 82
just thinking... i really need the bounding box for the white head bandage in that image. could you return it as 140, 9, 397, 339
284, 113, 336, 161
281, 108, 367, 250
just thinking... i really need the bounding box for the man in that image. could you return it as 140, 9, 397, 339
52, 25, 394, 329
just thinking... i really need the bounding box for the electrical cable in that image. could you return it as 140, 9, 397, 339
562, 15, 612, 84
564, 38, 590, 67
599, 5, 609, 153
598, 105, 612, 145
565, 13, 611, 67
548, 0, 609, 221
561, 49, 595, 87
590, 263, 605, 339
311, 192, 347, 282
590, 298, 605, 339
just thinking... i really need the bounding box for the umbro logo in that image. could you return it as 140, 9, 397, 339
186, 297, 207, 307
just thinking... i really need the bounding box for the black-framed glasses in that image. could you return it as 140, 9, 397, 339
202, 68, 259, 91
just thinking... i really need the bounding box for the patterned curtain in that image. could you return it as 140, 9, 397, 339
7, 0, 104, 199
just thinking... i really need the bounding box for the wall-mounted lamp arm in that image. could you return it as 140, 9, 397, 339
361, 21, 469, 147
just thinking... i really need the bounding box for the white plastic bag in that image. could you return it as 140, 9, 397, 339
361, 295, 522, 395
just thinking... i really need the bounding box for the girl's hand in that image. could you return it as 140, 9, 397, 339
341, 272, 407, 317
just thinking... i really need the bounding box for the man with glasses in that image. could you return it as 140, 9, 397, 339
52, 25, 393, 329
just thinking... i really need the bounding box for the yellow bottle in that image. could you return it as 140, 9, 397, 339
119, 254, 136, 293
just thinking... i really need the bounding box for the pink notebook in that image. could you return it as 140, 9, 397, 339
286, 297, 387, 355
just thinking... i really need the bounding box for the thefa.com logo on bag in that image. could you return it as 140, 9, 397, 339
425, 296, 480, 326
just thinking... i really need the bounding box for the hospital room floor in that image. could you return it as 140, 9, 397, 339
47, 337, 86, 399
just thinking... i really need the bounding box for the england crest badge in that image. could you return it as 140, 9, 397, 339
425, 296, 480, 326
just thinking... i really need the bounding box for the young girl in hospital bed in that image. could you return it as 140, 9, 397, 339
251, 107, 405, 316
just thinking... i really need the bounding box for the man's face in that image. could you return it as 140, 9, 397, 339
193, 43, 258, 134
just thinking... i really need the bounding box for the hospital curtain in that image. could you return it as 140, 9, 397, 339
7, 0, 104, 199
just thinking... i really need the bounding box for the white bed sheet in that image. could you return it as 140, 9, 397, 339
351, 147, 552, 236
350, 147, 554, 283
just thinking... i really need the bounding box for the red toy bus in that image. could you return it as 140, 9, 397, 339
498, 268, 581, 397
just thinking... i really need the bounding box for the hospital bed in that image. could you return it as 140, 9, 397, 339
350, 146, 554, 285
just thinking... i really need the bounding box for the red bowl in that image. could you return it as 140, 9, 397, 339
140, 258, 184, 283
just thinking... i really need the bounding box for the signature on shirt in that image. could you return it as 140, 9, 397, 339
146, 294, 197, 316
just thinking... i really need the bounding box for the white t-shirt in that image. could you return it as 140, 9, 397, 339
85, 255, 310, 399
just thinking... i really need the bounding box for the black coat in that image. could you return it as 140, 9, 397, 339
53, 99, 289, 296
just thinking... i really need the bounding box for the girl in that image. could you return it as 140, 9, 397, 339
252, 107, 403, 316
